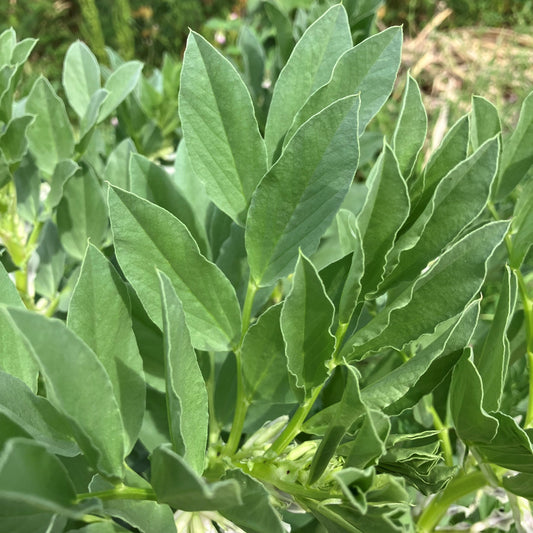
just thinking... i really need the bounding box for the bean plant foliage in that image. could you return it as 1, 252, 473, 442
0, 5, 533, 532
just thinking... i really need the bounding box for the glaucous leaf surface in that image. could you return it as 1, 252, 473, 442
241, 303, 294, 405
281, 253, 336, 399
340, 221, 509, 361
283, 26, 402, 142
246, 95, 360, 286
469, 95, 501, 152
0, 309, 38, 391
496, 89, 533, 199
62, 41, 100, 118
159, 271, 208, 475
392, 74, 427, 179
151, 445, 241, 510
0, 371, 78, 456
25, 77, 75, 176
97, 61, 143, 122
6, 309, 126, 480
264, 4, 352, 162
0, 262, 22, 307
68, 244, 145, 454
179, 31, 266, 225
108, 185, 241, 351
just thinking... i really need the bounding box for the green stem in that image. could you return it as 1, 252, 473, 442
206, 351, 220, 445
223, 348, 250, 456
269, 386, 322, 455
428, 405, 453, 467
517, 272, 533, 428
76, 486, 156, 503
417, 470, 487, 532
222, 280, 258, 456
487, 202, 533, 428
240, 462, 330, 500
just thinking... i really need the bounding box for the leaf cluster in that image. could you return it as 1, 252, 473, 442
0, 5, 533, 532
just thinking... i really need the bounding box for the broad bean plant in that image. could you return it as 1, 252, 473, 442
0, 5, 532, 532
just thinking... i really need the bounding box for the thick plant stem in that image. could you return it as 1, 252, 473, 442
222, 280, 258, 456
417, 470, 487, 532
269, 386, 322, 455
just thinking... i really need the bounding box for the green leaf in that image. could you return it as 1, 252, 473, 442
34, 221, 65, 299
284, 26, 402, 143
62, 41, 101, 118
503, 472, 533, 500
0, 262, 23, 307
45, 159, 79, 211
0, 438, 91, 518
476, 413, 533, 473
151, 444, 242, 511
108, 185, 241, 351
281, 253, 335, 399
241, 303, 294, 404
450, 350, 499, 443
0, 115, 33, 164
469, 95, 501, 152
0, 309, 39, 391
98, 500, 176, 533
409, 115, 470, 220
475, 267, 517, 412
383, 136, 500, 291
11, 37, 37, 65
179, 31, 267, 225
158, 271, 208, 475
361, 299, 480, 416
510, 177, 533, 268
496, 89, 533, 199
392, 74, 427, 179
0, 371, 78, 456
264, 4, 352, 162
7, 309, 126, 480
0, 508, 65, 533
56, 164, 108, 260
68, 244, 145, 454
129, 153, 208, 256
356, 144, 409, 295
220, 470, 285, 533
78, 89, 109, 148
264, 1, 294, 63
0, 28, 15, 64
345, 409, 390, 469
340, 221, 509, 361
308, 366, 363, 484
98, 61, 143, 122
13, 155, 40, 221
25, 77, 75, 176
174, 139, 210, 237
246, 95, 360, 286
104, 138, 136, 190
338, 225, 365, 325
90, 475, 176, 533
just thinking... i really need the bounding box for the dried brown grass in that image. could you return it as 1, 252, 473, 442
388, 9, 533, 143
